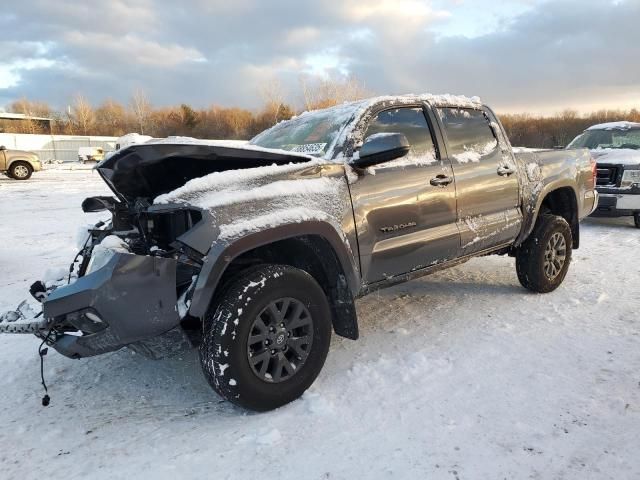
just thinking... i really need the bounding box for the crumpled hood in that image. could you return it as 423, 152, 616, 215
591, 148, 640, 167
96, 141, 313, 203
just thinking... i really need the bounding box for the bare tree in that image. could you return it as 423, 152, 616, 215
299, 74, 369, 111
260, 79, 287, 123
95, 99, 127, 136
72, 94, 95, 135
130, 88, 152, 135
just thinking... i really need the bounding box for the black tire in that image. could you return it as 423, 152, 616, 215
9, 161, 32, 180
200, 264, 332, 411
634, 213, 640, 229
515, 214, 573, 293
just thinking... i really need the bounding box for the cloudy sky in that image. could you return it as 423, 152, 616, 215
0, 0, 638, 114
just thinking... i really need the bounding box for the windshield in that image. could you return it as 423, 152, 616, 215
250, 102, 363, 158
568, 129, 640, 150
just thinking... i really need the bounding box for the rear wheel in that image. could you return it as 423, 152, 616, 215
200, 264, 332, 411
9, 161, 32, 180
515, 214, 573, 293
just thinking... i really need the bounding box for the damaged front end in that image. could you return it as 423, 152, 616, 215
0, 142, 313, 359
1, 196, 216, 360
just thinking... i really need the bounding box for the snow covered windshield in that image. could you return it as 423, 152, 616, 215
249, 103, 361, 157
569, 129, 640, 150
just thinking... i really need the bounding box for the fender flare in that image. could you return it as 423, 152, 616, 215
516, 181, 579, 247
188, 220, 361, 319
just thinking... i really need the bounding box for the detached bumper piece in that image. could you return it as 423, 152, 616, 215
41, 252, 181, 359
0, 301, 49, 334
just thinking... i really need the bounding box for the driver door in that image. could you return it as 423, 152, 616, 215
349, 106, 460, 284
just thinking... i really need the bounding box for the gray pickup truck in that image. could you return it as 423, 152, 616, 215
0, 94, 598, 411
0, 145, 42, 179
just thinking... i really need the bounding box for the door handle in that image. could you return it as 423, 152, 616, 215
497, 165, 516, 176
430, 175, 453, 187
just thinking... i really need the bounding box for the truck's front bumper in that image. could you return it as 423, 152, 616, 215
592, 192, 640, 217
40, 252, 181, 359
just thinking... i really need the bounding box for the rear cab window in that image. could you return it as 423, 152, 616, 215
437, 108, 499, 163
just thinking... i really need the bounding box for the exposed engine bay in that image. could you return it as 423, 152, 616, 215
0, 195, 215, 362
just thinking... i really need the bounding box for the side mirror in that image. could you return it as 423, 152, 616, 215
0, 145, 6, 151
351, 133, 411, 169
82, 196, 118, 213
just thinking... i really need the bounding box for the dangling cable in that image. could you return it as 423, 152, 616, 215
38, 330, 53, 406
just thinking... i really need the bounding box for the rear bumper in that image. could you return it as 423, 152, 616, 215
591, 192, 640, 217
42, 253, 181, 358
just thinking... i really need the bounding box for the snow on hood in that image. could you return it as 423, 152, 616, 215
587, 121, 640, 131
591, 148, 640, 166
154, 159, 326, 205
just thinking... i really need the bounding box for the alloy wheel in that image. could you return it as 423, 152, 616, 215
247, 297, 314, 383
543, 232, 567, 280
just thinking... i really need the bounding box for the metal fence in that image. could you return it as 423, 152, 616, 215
0, 133, 118, 163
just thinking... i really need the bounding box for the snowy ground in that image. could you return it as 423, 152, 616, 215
0, 169, 639, 480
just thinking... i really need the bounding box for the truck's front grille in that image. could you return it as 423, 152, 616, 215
596, 165, 619, 187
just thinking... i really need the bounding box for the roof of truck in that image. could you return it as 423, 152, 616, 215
587, 121, 640, 131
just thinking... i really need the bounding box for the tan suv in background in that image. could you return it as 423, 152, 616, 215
0, 145, 42, 180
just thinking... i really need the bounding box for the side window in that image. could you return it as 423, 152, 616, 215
438, 108, 498, 163
364, 107, 436, 160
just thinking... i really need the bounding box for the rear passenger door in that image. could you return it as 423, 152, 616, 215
435, 107, 521, 254
349, 105, 460, 284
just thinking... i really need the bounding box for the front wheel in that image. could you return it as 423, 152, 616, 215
634, 213, 640, 229
9, 161, 32, 180
515, 214, 573, 293
200, 264, 332, 411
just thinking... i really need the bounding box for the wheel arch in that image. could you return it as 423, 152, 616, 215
518, 185, 580, 249
188, 221, 361, 340
8, 157, 35, 169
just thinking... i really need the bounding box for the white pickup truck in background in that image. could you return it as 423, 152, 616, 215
568, 121, 640, 228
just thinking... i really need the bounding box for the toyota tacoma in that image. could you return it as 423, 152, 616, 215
1, 94, 598, 411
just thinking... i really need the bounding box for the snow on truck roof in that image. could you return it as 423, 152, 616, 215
587, 121, 640, 131
294, 93, 483, 118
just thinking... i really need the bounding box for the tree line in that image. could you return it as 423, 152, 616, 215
500, 109, 640, 148
0, 78, 370, 141
2, 80, 639, 148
